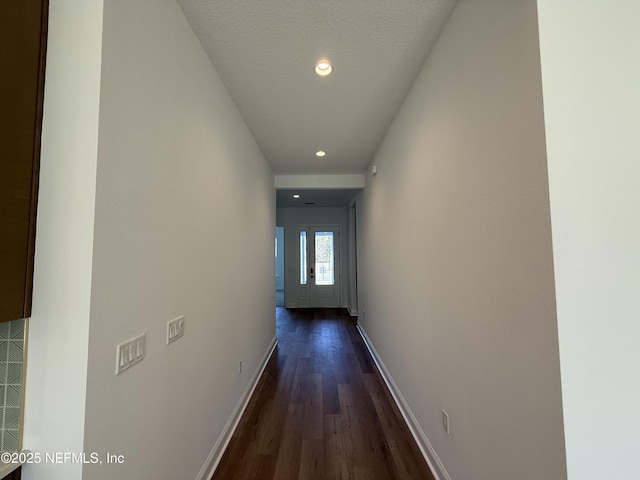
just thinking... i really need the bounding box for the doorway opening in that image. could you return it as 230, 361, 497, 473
275, 226, 285, 307
297, 225, 341, 308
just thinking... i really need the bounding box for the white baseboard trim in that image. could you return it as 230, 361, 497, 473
356, 325, 452, 480
196, 335, 278, 480
347, 306, 358, 316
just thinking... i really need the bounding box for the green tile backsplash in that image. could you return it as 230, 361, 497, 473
0, 319, 24, 452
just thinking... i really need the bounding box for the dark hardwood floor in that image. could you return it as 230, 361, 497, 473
213, 308, 435, 480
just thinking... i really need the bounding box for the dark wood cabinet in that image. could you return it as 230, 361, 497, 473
0, 1, 48, 323
2, 466, 21, 480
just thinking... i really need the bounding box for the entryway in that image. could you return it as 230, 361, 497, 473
297, 225, 341, 308
275, 226, 285, 307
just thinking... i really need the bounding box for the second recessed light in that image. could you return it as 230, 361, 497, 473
315, 150, 326, 157
315, 60, 333, 76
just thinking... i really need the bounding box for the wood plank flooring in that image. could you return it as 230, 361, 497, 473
213, 308, 435, 480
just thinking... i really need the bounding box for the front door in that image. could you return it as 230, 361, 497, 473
297, 225, 340, 307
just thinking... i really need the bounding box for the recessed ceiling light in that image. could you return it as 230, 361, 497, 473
293, 194, 300, 199
315, 150, 326, 157
315, 61, 333, 76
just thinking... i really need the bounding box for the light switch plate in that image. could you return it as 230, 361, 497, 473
167, 315, 185, 345
116, 333, 146, 375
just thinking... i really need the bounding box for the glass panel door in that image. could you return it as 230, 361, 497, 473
309, 226, 340, 307
314, 231, 334, 285
297, 225, 340, 308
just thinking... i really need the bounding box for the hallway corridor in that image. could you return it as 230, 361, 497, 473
212, 308, 435, 480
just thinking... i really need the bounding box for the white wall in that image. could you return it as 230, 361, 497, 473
81, 1, 275, 479
276, 207, 348, 308
537, 2, 640, 479
24, 1, 275, 479
356, 1, 566, 479
23, 1, 104, 478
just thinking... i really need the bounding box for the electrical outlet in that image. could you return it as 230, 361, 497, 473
116, 333, 146, 375
238, 359, 242, 375
442, 410, 450, 435
167, 315, 185, 345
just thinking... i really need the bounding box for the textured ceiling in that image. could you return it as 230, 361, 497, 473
177, 0, 457, 176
